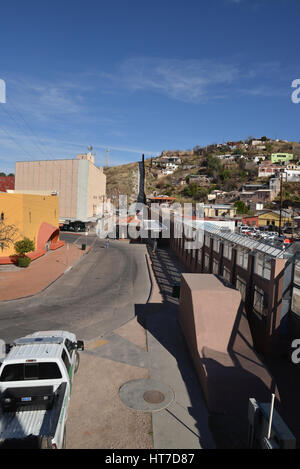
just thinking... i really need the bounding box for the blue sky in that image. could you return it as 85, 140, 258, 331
0, 0, 299, 173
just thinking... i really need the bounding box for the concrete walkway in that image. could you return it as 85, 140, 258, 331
143, 246, 215, 449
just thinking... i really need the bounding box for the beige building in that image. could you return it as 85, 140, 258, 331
203, 204, 237, 218
15, 152, 106, 222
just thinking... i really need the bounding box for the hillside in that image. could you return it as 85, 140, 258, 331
104, 162, 139, 204
104, 138, 300, 206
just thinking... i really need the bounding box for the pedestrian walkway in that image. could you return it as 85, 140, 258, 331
0, 243, 90, 301
67, 243, 215, 449
142, 246, 216, 449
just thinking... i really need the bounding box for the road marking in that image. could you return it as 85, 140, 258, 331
87, 338, 109, 350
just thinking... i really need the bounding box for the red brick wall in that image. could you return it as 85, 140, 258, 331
0, 176, 15, 192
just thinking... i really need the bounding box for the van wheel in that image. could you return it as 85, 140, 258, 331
74, 351, 80, 374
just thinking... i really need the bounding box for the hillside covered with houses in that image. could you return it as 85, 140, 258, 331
104, 136, 300, 236
143, 137, 300, 211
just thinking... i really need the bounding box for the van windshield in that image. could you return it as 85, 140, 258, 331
0, 363, 62, 381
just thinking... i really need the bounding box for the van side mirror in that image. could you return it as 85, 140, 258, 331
76, 340, 84, 351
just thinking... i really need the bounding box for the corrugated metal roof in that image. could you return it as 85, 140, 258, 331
174, 216, 285, 258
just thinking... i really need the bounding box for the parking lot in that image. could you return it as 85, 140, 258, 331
237, 224, 298, 248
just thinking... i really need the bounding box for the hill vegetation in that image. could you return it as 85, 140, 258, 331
104, 137, 300, 206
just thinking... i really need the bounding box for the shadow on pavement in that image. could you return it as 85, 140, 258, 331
135, 244, 280, 449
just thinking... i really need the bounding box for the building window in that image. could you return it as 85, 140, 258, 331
236, 275, 247, 301
253, 285, 267, 317
213, 259, 219, 275
198, 249, 202, 264
292, 287, 300, 317
205, 236, 210, 248
29, 212, 32, 223
204, 254, 210, 271
254, 254, 271, 280
237, 248, 248, 270
223, 266, 231, 283
0, 212, 4, 221
213, 238, 220, 253
294, 261, 300, 287
223, 242, 232, 260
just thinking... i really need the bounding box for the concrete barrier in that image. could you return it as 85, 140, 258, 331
178, 273, 278, 442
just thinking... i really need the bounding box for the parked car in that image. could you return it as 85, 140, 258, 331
239, 226, 251, 234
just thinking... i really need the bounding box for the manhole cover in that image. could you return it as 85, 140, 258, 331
143, 390, 165, 404
119, 378, 174, 412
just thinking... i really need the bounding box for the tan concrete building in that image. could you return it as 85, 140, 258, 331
15, 152, 106, 222
203, 204, 237, 218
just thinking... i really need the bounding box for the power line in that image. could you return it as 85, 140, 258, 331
0, 100, 53, 160
0, 112, 36, 162
6, 98, 53, 159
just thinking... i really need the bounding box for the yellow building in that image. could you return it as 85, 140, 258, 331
0, 192, 60, 259
256, 210, 292, 228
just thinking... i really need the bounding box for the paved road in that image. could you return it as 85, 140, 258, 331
0, 239, 151, 344
60, 232, 96, 247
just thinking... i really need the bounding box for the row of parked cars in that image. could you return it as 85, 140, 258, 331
238, 225, 294, 245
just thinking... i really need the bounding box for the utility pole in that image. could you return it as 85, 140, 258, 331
106, 148, 110, 168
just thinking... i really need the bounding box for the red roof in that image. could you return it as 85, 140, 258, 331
0, 176, 14, 192
149, 197, 176, 201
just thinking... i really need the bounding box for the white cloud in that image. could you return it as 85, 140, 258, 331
103, 57, 240, 103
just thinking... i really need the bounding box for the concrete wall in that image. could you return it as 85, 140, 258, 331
76, 159, 89, 220
87, 162, 106, 218
15, 158, 106, 220
15, 160, 79, 219
178, 273, 276, 434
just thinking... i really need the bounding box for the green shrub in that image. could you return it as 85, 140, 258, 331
17, 256, 31, 268
14, 237, 35, 257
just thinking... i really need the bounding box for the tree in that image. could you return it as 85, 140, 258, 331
206, 154, 222, 175
0, 222, 19, 252
183, 183, 199, 198
234, 200, 249, 214
265, 143, 273, 152
220, 169, 232, 181
14, 237, 35, 257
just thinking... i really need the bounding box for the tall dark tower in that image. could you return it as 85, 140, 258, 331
142, 154, 146, 204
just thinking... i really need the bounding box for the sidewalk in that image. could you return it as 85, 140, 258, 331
0, 243, 90, 301
142, 246, 215, 449
67, 243, 215, 449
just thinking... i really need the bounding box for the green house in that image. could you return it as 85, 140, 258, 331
271, 153, 294, 163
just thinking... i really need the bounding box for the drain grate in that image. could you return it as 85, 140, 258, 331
143, 390, 165, 404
